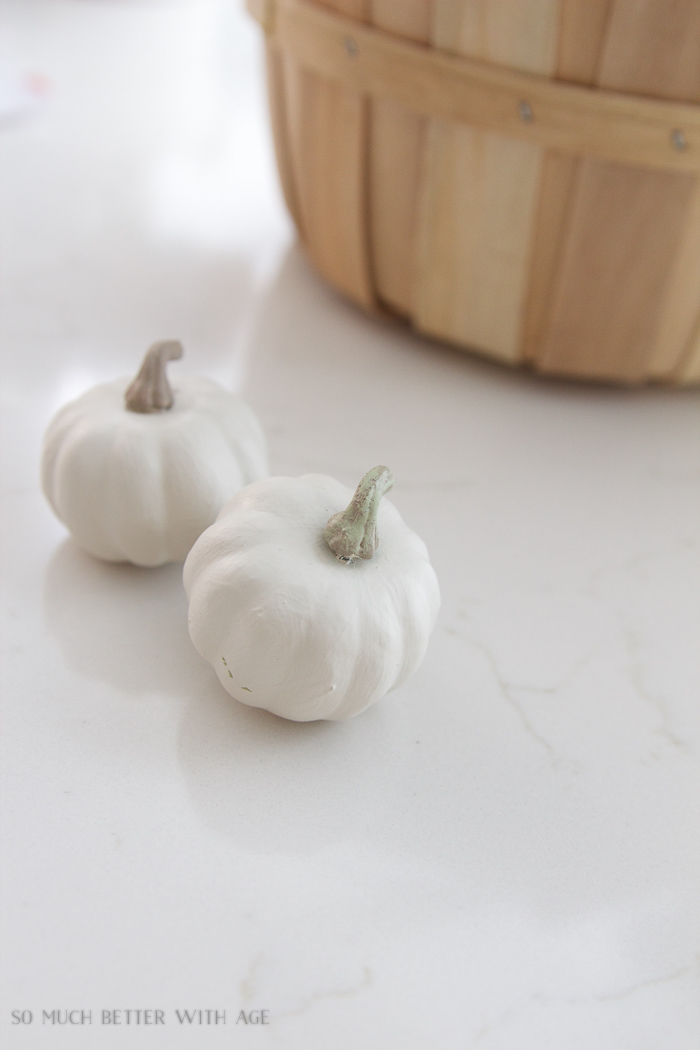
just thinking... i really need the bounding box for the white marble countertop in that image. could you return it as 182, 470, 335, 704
1, 2, 699, 1047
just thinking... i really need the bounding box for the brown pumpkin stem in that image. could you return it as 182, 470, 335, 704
124, 341, 183, 413
324, 466, 394, 562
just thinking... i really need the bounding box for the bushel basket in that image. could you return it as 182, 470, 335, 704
249, 0, 700, 385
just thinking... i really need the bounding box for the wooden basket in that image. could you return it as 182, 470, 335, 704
249, 0, 700, 385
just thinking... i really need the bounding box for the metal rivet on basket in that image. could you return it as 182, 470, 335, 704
344, 36, 358, 57
518, 101, 534, 123
671, 129, 688, 151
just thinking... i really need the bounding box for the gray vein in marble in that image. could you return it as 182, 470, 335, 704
593, 957, 700, 1003
274, 967, 373, 1023
582, 546, 666, 599
578, 543, 697, 758
464, 633, 559, 758
583, 538, 697, 601
472, 1003, 522, 1046
239, 953, 264, 1005
445, 623, 592, 765
623, 628, 690, 757
583, 544, 693, 755
472, 957, 700, 1045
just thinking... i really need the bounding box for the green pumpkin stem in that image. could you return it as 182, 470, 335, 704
324, 466, 394, 562
124, 340, 183, 413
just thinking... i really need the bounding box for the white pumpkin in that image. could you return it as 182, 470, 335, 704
183, 466, 440, 722
41, 341, 268, 566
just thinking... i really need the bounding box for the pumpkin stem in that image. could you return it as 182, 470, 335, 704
324, 466, 394, 562
124, 340, 183, 413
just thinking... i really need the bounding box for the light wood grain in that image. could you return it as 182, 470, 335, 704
538, 160, 695, 381
283, 57, 374, 306
280, 0, 374, 308
677, 315, 700, 383
368, 97, 426, 315
635, 0, 700, 380
433, 0, 560, 75
415, 0, 559, 362
314, 0, 368, 18
556, 0, 611, 85
368, 1, 432, 316
596, 0, 700, 103
370, 0, 432, 40
417, 122, 542, 361
524, 0, 609, 369
538, 0, 700, 381
520, 151, 577, 362
648, 178, 700, 379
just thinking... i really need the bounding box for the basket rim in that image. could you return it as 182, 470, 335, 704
249, 0, 700, 174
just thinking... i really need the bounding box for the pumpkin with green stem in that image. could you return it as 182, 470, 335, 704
184, 466, 440, 721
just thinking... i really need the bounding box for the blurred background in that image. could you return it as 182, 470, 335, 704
1, 0, 292, 399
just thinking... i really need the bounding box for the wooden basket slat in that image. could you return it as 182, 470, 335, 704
621, 0, 700, 381
538, 160, 697, 381
591, 0, 700, 102
367, 0, 432, 317
523, 0, 607, 371
555, 0, 611, 86
280, 0, 375, 308
369, 96, 426, 315
432, 0, 561, 76
648, 178, 700, 380
416, 123, 543, 362
282, 56, 375, 307
316, 0, 367, 17
414, 0, 560, 363
646, 175, 700, 377
520, 150, 578, 363
678, 316, 700, 383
